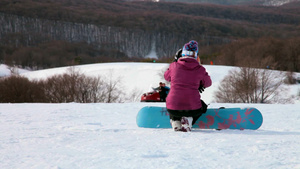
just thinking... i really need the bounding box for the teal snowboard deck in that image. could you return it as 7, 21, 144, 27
137, 106, 263, 130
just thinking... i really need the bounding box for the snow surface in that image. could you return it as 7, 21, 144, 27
262, 0, 300, 6
0, 62, 300, 169
0, 103, 300, 169
0, 64, 29, 77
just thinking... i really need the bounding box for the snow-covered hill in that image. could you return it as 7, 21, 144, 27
0, 64, 29, 77
16, 62, 299, 104
0, 63, 300, 168
262, 0, 300, 6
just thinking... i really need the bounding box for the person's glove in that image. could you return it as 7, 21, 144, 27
198, 85, 205, 93
174, 49, 182, 62
198, 81, 205, 93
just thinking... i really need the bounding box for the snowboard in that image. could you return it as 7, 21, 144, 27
136, 106, 263, 130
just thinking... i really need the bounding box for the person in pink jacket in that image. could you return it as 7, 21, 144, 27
164, 40, 212, 132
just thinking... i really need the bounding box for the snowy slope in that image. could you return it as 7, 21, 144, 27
0, 63, 300, 168
0, 64, 30, 77
1, 62, 300, 103
0, 103, 300, 169
262, 0, 300, 6
19, 62, 300, 103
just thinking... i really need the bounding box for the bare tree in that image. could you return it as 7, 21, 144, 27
103, 70, 124, 103
214, 67, 287, 103
254, 68, 285, 103
42, 67, 108, 103
0, 67, 126, 103
0, 75, 45, 103
126, 89, 144, 102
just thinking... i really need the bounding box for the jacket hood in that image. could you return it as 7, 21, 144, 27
177, 57, 200, 69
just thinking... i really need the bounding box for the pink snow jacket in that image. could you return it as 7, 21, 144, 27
164, 57, 212, 110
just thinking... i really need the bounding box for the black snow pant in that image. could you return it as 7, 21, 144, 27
167, 100, 208, 125
159, 91, 167, 102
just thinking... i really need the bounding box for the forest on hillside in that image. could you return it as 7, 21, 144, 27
149, 0, 300, 6
0, 0, 299, 72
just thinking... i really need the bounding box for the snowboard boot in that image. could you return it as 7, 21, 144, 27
170, 120, 182, 131
181, 117, 193, 132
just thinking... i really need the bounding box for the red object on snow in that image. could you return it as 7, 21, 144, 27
140, 91, 162, 102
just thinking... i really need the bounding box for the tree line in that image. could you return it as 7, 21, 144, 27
0, 0, 299, 72
1, 0, 300, 50
1, 36, 299, 72
0, 40, 132, 70
0, 68, 126, 103
200, 37, 300, 72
